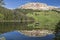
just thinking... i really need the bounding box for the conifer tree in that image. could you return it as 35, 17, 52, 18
0, 0, 5, 6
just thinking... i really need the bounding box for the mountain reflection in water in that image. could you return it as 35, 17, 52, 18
0, 31, 55, 40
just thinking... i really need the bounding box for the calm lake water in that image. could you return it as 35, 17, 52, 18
0, 31, 55, 40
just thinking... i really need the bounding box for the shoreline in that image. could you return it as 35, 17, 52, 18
17, 30, 54, 37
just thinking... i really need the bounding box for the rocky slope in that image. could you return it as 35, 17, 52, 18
19, 30, 53, 37
18, 2, 58, 10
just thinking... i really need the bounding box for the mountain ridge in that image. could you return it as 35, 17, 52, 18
18, 2, 58, 10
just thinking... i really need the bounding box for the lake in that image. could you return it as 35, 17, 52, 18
0, 31, 55, 40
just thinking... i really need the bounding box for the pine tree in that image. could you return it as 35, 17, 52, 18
0, 0, 5, 6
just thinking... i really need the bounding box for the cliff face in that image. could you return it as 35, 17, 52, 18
18, 2, 58, 10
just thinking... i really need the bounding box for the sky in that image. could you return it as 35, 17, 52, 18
4, 0, 60, 9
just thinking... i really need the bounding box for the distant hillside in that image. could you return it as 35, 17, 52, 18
53, 8, 60, 11
0, 6, 34, 21
0, 6, 14, 20
18, 2, 58, 10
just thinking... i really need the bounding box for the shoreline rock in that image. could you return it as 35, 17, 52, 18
17, 30, 54, 37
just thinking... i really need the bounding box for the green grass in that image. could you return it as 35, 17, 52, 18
26, 11, 60, 30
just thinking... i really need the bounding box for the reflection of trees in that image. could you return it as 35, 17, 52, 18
54, 21, 60, 40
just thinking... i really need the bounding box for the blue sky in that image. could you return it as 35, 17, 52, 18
4, 0, 60, 9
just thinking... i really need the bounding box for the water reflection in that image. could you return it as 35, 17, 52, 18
0, 31, 55, 40
54, 21, 60, 40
